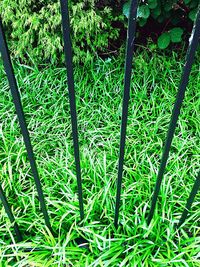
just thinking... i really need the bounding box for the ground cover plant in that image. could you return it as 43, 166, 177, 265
0, 50, 200, 266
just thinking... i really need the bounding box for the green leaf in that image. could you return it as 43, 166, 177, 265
164, 2, 173, 12
148, 0, 157, 9
190, 1, 198, 8
158, 15, 165, 23
123, 1, 130, 18
137, 5, 150, 19
169, 27, 184, 43
189, 9, 197, 21
171, 16, 182, 25
151, 6, 161, 19
139, 18, 147, 27
158, 32, 171, 49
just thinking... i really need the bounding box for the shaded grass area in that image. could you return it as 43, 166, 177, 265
0, 51, 199, 266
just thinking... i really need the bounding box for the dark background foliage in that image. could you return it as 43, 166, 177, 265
0, 0, 198, 65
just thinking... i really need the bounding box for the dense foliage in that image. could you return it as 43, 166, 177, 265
123, 0, 199, 49
0, 0, 199, 64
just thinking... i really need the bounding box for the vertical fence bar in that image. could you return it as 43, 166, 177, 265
0, 185, 23, 242
0, 18, 53, 233
147, 8, 200, 225
178, 172, 200, 227
60, 0, 84, 221
114, 0, 138, 228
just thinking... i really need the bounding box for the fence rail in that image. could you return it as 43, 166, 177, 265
0, 0, 199, 243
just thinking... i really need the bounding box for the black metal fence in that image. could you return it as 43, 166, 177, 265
0, 0, 199, 243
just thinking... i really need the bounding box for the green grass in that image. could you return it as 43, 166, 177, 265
0, 50, 199, 266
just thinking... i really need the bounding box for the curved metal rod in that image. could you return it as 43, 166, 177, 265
114, 0, 138, 228
147, 8, 200, 225
60, 0, 84, 221
0, 18, 53, 233
0, 184, 23, 242
178, 172, 200, 227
